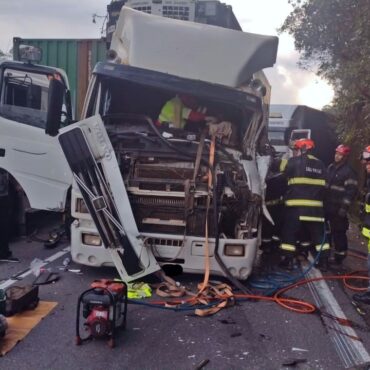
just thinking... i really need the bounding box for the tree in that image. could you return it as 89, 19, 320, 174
280, 0, 370, 149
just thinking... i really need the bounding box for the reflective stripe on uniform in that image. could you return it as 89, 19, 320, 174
280, 159, 288, 172
329, 185, 345, 192
334, 251, 347, 256
280, 243, 296, 252
262, 238, 272, 243
343, 198, 351, 205
315, 243, 330, 252
299, 216, 325, 222
366, 204, 370, 213
362, 226, 370, 239
285, 199, 323, 207
288, 177, 326, 186
344, 179, 358, 186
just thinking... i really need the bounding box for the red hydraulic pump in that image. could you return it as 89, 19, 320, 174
76, 279, 127, 348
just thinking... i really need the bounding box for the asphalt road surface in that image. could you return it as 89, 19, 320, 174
1, 218, 370, 370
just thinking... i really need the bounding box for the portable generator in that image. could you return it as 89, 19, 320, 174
76, 279, 127, 348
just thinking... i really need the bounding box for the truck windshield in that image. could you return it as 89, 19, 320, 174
89, 74, 255, 149
0, 69, 49, 128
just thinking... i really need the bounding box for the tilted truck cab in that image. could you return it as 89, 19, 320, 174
51, 7, 279, 282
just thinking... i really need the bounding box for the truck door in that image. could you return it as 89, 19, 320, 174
57, 115, 160, 282
0, 66, 72, 210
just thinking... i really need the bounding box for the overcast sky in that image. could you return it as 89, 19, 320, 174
0, 0, 334, 109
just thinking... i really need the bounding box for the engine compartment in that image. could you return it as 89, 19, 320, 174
105, 115, 260, 241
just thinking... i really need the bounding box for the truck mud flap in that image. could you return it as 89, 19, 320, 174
59, 127, 142, 276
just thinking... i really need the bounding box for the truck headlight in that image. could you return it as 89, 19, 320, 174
76, 198, 88, 213
224, 245, 245, 257
82, 233, 102, 247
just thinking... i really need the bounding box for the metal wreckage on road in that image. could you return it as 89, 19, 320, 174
0, 7, 278, 282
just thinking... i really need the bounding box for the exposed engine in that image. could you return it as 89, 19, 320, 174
107, 119, 260, 241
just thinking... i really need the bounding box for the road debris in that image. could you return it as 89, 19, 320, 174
291, 347, 309, 352
282, 358, 307, 367
194, 359, 210, 370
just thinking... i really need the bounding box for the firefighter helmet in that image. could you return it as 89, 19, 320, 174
293, 138, 315, 150
335, 144, 351, 156
362, 145, 370, 160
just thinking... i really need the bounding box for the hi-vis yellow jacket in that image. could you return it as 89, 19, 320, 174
362, 176, 370, 250
158, 96, 192, 129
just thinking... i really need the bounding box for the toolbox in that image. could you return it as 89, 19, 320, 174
4, 285, 39, 316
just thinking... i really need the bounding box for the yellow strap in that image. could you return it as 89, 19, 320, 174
299, 216, 325, 222
285, 199, 323, 207
366, 204, 370, 213
198, 135, 216, 294
288, 177, 326, 186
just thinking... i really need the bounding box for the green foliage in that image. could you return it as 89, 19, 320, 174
280, 0, 370, 151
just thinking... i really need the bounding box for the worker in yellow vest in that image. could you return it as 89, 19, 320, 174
158, 94, 207, 129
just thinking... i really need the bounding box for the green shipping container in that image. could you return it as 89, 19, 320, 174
13, 37, 107, 118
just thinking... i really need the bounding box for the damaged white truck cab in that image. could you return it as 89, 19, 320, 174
0, 58, 73, 212
49, 7, 278, 282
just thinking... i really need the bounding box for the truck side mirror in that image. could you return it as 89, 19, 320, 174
46, 79, 65, 137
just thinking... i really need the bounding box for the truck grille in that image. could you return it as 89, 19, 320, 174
146, 237, 184, 248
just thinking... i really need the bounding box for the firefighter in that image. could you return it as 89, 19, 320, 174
261, 171, 287, 254
279, 138, 329, 270
0, 170, 19, 263
157, 94, 207, 129
353, 146, 370, 304
325, 145, 358, 264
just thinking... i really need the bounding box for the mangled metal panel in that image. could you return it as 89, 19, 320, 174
110, 6, 278, 87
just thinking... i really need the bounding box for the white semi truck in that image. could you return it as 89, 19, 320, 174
0, 7, 278, 282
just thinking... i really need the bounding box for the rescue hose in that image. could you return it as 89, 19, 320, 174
247, 221, 328, 295
128, 235, 370, 314
128, 272, 369, 315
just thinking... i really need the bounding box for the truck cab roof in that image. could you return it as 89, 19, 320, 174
0, 60, 69, 88
109, 6, 278, 88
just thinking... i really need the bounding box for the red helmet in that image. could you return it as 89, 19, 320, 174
335, 144, 351, 156
362, 145, 370, 160
293, 138, 315, 150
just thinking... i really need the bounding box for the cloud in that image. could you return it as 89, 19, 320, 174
0, 0, 106, 51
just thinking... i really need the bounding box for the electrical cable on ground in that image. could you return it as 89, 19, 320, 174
128, 242, 370, 316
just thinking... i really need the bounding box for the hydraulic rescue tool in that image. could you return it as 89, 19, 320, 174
76, 279, 128, 348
